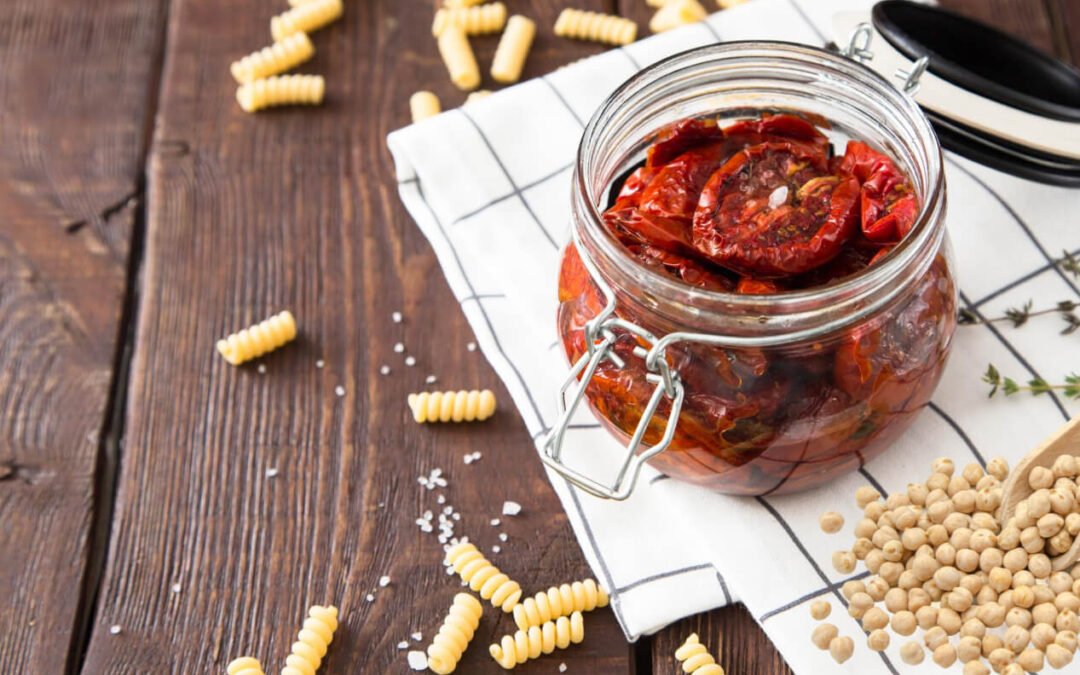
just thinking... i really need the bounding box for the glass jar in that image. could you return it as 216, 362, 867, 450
546, 42, 955, 499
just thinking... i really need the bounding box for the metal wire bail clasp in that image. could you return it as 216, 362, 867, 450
540, 248, 685, 500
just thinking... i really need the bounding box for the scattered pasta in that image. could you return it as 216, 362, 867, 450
230, 32, 314, 85
490, 15, 536, 84
271, 0, 343, 42
444, 0, 486, 6
490, 612, 584, 669
444, 541, 522, 611
437, 27, 481, 91
236, 75, 325, 113
282, 605, 339, 675
408, 390, 496, 423
646, 0, 672, 5
226, 657, 265, 675
465, 90, 492, 104
410, 91, 441, 122
512, 579, 609, 631
675, 634, 725, 675
717, 0, 750, 7
216, 310, 297, 365
650, 0, 708, 33
432, 2, 507, 37
426, 593, 484, 674
553, 9, 637, 46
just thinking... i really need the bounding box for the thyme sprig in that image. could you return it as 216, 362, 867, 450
983, 364, 1080, 400
958, 300, 1079, 332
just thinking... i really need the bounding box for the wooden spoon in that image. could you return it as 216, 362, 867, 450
998, 414, 1080, 572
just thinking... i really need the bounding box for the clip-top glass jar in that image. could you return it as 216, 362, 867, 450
543, 42, 956, 499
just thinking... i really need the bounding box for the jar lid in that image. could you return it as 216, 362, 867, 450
833, 1, 1080, 185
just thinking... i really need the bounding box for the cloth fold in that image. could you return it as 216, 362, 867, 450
388, 1, 1080, 671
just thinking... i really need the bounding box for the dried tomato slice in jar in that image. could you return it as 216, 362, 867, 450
692, 142, 859, 276
646, 117, 725, 168
836, 141, 919, 243
629, 245, 735, 291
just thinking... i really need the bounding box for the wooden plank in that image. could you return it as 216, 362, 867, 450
0, 0, 166, 672
939, 0, 1057, 59
81, 0, 632, 673
1047, 0, 1080, 65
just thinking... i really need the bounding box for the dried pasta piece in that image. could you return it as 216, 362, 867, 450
236, 75, 325, 113
490, 15, 536, 84
432, 2, 507, 37
513, 579, 609, 631
282, 605, 339, 675
408, 390, 496, 423
465, 90, 492, 104
445, 541, 522, 611
444, 0, 486, 6
553, 9, 637, 46
271, 0, 343, 42
230, 32, 314, 85
646, 0, 674, 5
216, 310, 297, 365
437, 27, 481, 91
717, 0, 750, 7
650, 0, 708, 33
226, 657, 265, 675
490, 612, 585, 669
675, 634, 725, 675
410, 91, 441, 122
426, 593, 484, 674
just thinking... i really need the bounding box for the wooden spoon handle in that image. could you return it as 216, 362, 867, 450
998, 415, 1080, 524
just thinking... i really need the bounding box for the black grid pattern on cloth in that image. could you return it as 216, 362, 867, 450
392, 1, 1080, 657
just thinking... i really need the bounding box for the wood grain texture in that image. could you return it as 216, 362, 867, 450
0, 0, 166, 672
79, 0, 632, 673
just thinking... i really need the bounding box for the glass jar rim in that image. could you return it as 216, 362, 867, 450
571, 40, 946, 332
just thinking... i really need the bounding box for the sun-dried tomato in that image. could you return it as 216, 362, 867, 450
630, 245, 735, 291
836, 141, 919, 243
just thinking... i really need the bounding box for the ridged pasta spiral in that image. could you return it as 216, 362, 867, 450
445, 542, 522, 612
216, 310, 297, 365
675, 633, 725, 675
512, 579, 609, 631
281, 605, 339, 675
231, 33, 314, 85
432, 2, 507, 36
236, 75, 325, 113
649, 0, 708, 33
437, 27, 480, 91
408, 390, 496, 423
553, 9, 637, 46
271, 0, 343, 42
490, 15, 536, 84
227, 657, 265, 675
489, 612, 585, 669
426, 593, 484, 674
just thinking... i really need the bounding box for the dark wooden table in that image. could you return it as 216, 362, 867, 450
1, 1, 1077, 673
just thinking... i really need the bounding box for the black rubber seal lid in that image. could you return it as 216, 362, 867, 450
870, 0, 1080, 185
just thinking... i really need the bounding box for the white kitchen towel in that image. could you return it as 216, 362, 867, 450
387, 1, 1080, 672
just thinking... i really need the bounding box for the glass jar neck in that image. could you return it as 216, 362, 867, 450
571, 41, 945, 343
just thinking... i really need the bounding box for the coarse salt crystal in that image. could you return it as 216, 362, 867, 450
423, 510, 433, 520
412, 631, 423, 641
315, 359, 325, 368
392, 311, 403, 323
418, 476, 429, 486
171, 583, 182, 593
499, 533, 508, 542
394, 342, 405, 353
437, 494, 446, 504
467, 342, 476, 351
452, 513, 460, 521
366, 593, 375, 602
397, 641, 409, 650
443, 506, 453, 515
490, 519, 500, 526
334, 385, 346, 397
492, 545, 501, 554
265, 467, 279, 478
559, 663, 567, 672
379, 575, 391, 587
405, 356, 416, 367
380, 365, 391, 375
502, 501, 522, 516
407, 650, 428, 670
768, 185, 789, 210
109, 625, 121, 635
425, 375, 437, 384
257, 364, 267, 374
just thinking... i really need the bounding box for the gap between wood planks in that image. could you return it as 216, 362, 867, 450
65, 2, 173, 671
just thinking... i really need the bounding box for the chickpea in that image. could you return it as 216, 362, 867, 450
907, 482, 928, 506
1013, 570, 1037, 589
863, 576, 887, 602
971, 512, 1000, 533
851, 537, 874, 560
832, 550, 856, 574
841, 580, 865, 601
877, 512, 895, 530
880, 539, 903, 562
1039, 513, 1066, 538
935, 566, 962, 590
828, 635, 854, 664
900, 640, 925, 665
948, 475, 971, 497
936, 542, 958, 566
956, 548, 980, 573
928, 499, 955, 524
811, 623, 838, 649
932, 457, 956, 476
1006, 607, 1033, 629
1057, 592, 1080, 614
926, 487, 949, 508
970, 529, 997, 553
1048, 529, 1073, 555
890, 609, 916, 636
949, 587, 975, 612
984, 633, 1005, 657
1050, 487, 1076, 515
1015, 501, 1035, 529
809, 599, 830, 620
916, 605, 939, 630
1016, 647, 1045, 672
1030, 553, 1053, 579
867, 629, 889, 652
1014, 585, 1035, 609
1004, 624, 1031, 653
961, 617, 987, 639
848, 592, 873, 619
879, 561, 903, 585
944, 512, 970, 535
1058, 610, 1080, 633
897, 570, 920, 590
962, 661, 989, 675
980, 547, 1004, 573
998, 524, 1022, 551
987, 456, 1010, 481
907, 588, 931, 612
854, 518, 877, 539
862, 607, 889, 632
1074, 578, 1080, 596
865, 501, 886, 520
923, 579, 944, 602
1034, 585, 1055, 605
1033, 602, 1060, 626
988, 647, 1014, 671
976, 585, 999, 607
976, 487, 1001, 513
956, 635, 982, 662
900, 527, 927, 551
1050, 571, 1075, 595
931, 642, 956, 667
925, 625, 949, 650
952, 527, 974, 550
912, 554, 938, 581
938, 607, 963, 635
1047, 642, 1074, 669
927, 523, 949, 547
883, 587, 907, 613
989, 567, 1013, 593
1031, 622, 1058, 650
1065, 513, 1080, 536
954, 489, 977, 514
1005, 548, 1030, 572
1028, 489, 1053, 518
1055, 629, 1078, 652
885, 492, 911, 511
1020, 526, 1046, 554
1030, 466, 1056, 490
1052, 454, 1078, 478
871, 526, 899, 549
1000, 589, 1015, 610
855, 485, 881, 508
1002, 664, 1024, 675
